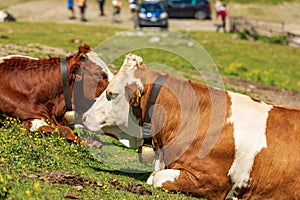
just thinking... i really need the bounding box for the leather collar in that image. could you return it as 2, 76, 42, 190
141, 74, 166, 147
60, 58, 73, 112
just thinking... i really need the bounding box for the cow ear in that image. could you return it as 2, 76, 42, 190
129, 88, 143, 107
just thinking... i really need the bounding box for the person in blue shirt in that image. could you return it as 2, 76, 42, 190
67, 0, 76, 19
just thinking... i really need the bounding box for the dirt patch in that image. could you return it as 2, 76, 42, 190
229, 2, 300, 34
224, 76, 300, 108
27, 171, 154, 196
0, 44, 69, 57
39, 171, 103, 188
108, 178, 153, 195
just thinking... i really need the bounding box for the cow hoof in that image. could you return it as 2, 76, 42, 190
58, 125, 80, 143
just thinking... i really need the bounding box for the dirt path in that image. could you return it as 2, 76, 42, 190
5, 0, 216, 31
5, 0, 300, 32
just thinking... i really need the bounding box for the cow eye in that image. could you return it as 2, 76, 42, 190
80, 55, 87, 62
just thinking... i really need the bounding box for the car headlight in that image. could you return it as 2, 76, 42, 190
138, 13, 147, 19
160, 12, 168, 19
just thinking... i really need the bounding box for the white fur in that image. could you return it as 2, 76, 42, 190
0, 11, 8, 22
0, 55, 38, 64
150, 169, 181, 188
30, 119, 49, 132
227, 91, 273, 188
86, 51, 114, 81
83, 54, 144, 148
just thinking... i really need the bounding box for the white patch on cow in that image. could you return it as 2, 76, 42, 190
0, 11, 8, 22
82, 91, 143, 148
151, 169, 181, 188
83, 53, 145, 148
0, 55, 38, 60
30, 119, 49, 132
82, 91, 116, 132
146, 174, 154, 185
86, 51, 114, 81
107, 53, 144, 95
227, 91, 273, 188
0, 55, 38, 64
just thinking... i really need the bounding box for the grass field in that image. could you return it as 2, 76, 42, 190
0, 4, 299, 199
1, 22, 299, 92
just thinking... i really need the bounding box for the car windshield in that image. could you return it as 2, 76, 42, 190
140, 3, 163, 12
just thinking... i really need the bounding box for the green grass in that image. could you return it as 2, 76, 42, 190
0, 22, 123, 56
0, 117, 199, 200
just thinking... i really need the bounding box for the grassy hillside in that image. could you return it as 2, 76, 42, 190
1, 22, 299, 92
0, 117, 198, 200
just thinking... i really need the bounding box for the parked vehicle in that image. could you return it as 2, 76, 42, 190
164, 0, 211, 20
135, 0, 169, 30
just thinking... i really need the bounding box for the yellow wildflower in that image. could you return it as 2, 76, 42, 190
33, 182, 40, 190
6, 175, 12, 180
25, 190, 31, 196
0, 157, 4, 162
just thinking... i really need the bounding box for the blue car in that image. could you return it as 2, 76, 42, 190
165, 0, 211, 20
135, 0, 169, 30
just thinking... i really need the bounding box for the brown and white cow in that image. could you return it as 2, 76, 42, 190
0, 44, 113, 143
82, 54, 300, 199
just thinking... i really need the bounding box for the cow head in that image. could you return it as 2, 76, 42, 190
82, 54, 145, 148
72, 44, 114, 115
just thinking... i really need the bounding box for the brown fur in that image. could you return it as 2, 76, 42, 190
130, 64, 300, 199
0, 44, 109, 142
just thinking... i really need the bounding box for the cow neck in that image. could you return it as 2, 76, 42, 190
142, 74, 166, 147
60, 58, 73, 112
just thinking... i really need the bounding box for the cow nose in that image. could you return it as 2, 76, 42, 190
106, 90, 118, 101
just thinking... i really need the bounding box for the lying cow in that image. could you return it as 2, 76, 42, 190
82, 54, 300, 199
0, 44, 112, 143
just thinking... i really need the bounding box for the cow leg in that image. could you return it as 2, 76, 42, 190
149, 169, 181, 188
58, 124, 80, 143
148, 168, 228, 198
23, 119, 80, 143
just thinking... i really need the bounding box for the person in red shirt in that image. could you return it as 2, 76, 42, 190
216, 4, 227, 32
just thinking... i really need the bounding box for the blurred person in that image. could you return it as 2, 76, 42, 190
215, 0, 222, 13
128, 0, 137, 19
98, 0, 105, 16
77, 0, 87, 21
67, 0, 76, 19
112, 0, 122, 22
216, 4, 227, 32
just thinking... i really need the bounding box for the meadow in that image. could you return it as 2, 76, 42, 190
0, 0, 300, 199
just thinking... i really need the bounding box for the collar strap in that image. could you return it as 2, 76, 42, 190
60, 58, 73, 112
142, 74, 165, 146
